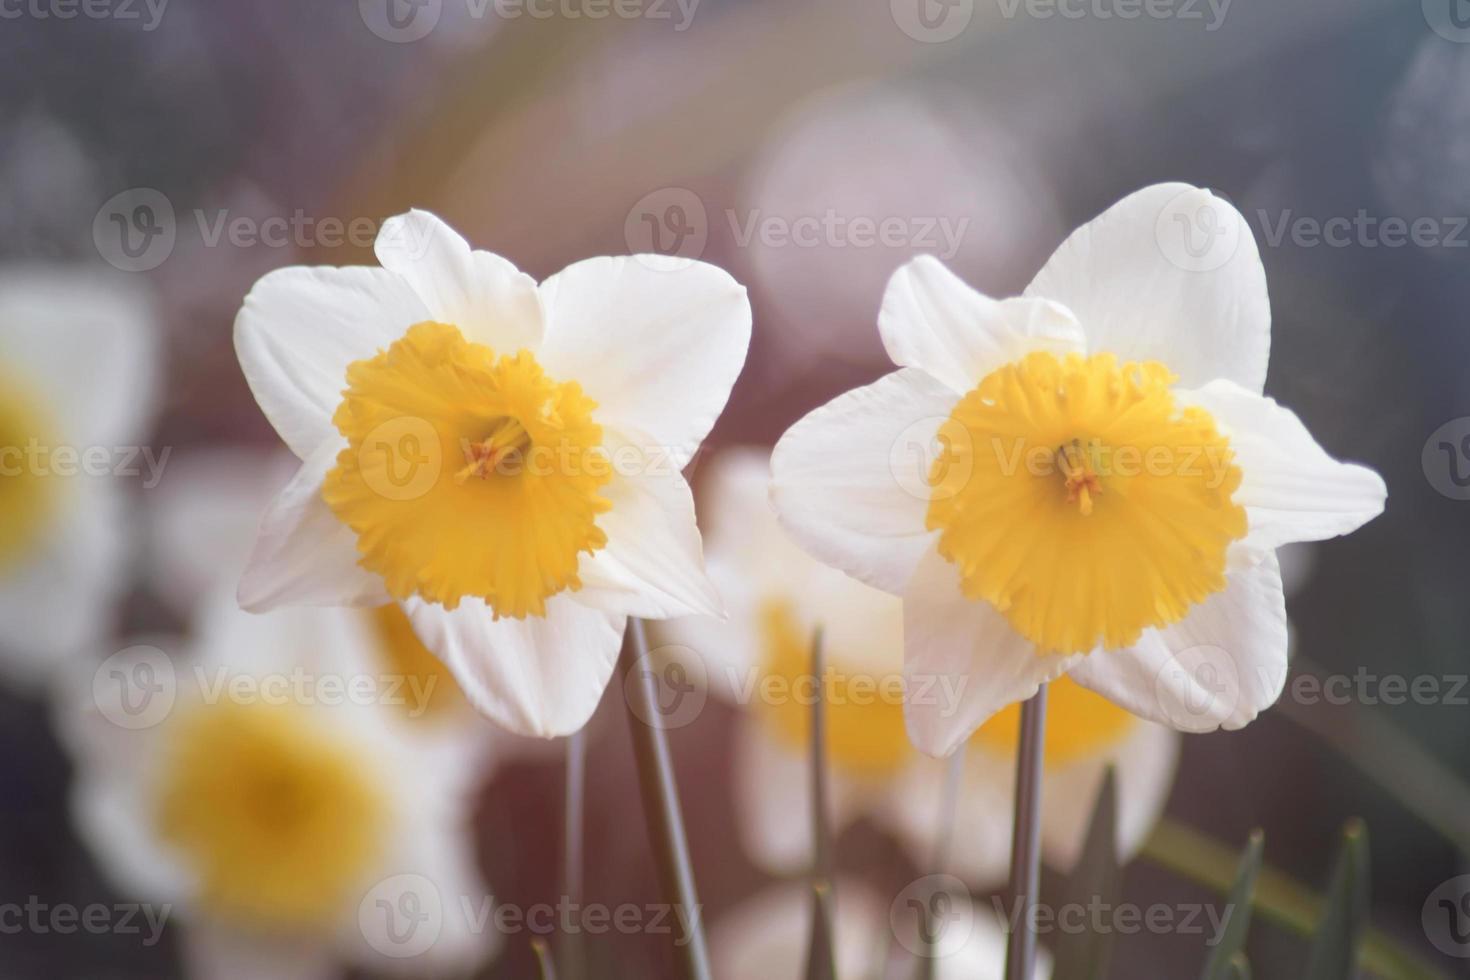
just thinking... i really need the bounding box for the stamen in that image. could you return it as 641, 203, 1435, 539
1055, 438, 1102, 516
454, 417, 532, 484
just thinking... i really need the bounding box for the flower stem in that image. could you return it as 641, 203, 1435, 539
810, 627, 832, 883
806, 627, 837, 980
1004, 684, 1048, 980
618, 619, 712, 980
557, 728, 586, 980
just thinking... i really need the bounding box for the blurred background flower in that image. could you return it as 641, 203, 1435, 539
659, 448, 1178, 884
1, 1, 1466, 977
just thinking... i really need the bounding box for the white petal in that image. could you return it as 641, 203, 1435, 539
770, 368, 957, 595
936, 906, 1050, 980
644, 450, 772, 691
0, 475, 127, 683
180, 925, 337, 980
880, 255, 1085, 394
347, 784, 498, 976
873, 753, 1012, 887
235, 265, 429, 459
576, 450, 723, 620
732, 717, 867, 874
733, 719, 817, 873
1037, 721, 1180, 872
146, 448, 296, 616
1183, 380, 1387, 555
373, 209, 543, 353
537, 255, 751, 462
1024, 183, 1270, 393
69, 744, 196, 907
237, 442, 389, 612
697, 446, 791, 585
59, 659, 195, 906
405, 596, 626, 737
0, 265, 161, 448
1069, 554, 1288, 733
194, 585, 377, 682
904, 549, 1080, 757
710, 880, 886, 980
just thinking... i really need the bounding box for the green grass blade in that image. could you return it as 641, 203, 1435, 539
1051, 766, 1120, 980
1305, 820, 1371, 980
1201, 830, 1264, 980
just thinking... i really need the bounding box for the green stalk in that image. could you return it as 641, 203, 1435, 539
618, 620, 712, 980
806, 628, 836, 980
558, 728, 586, 980
1004, 685, 1049, 980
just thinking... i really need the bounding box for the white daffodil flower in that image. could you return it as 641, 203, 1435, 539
61, 588, 497, 980
710, 878, 1047, 980
661, 449, 1176, 880
233, 210, 751, 737
0, 267, 160, 687
771, 184, 1387, 756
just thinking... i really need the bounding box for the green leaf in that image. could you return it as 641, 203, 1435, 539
1143, 819, 1439, 979
1051, 766, 1120, 980
1201, 830, 1264, 980
1305, 820, 1371, 980
533, 938, 558, 980
1222, 952, 1252, 980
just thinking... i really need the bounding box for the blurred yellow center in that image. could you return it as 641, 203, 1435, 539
324, 321, 611, 618
758, 601, 913, 778
153, 701, 387, 929
0, 378, 59, 572
369, 602, 466, 720
927, 352, 1246, 655
970, 675, 1136, 766
758, 601, 1138, 773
